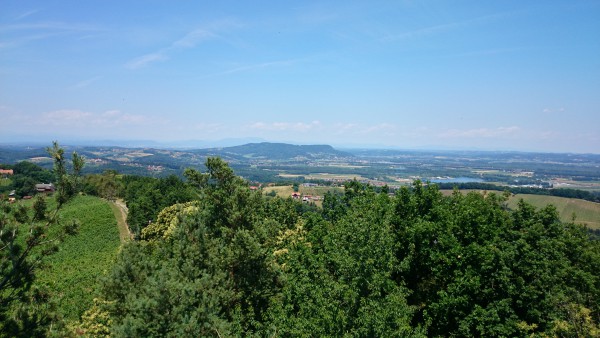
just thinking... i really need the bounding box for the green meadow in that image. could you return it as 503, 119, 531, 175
35, 195, 121, 321
507, 194, 600, 230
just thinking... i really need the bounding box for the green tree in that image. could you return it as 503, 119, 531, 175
7, 162, 53, 198
83, 170, 122, 201
122, 174, 195, 238
0, 142, 81, 337
267, 185, 422, 336
92, 162, 600, 336
32, 196, 46, 222
101, 158, 284, 336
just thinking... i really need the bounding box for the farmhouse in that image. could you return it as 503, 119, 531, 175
35, 183, 55, 193
0, 169, 13, 177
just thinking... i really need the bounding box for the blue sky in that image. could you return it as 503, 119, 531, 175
1, 1, 599, 152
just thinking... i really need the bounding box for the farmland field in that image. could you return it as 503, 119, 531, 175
277, 173, 367, 181
507, 194, 600, 230
263, 185, 344, 207
263, 185, 294, 197
263, 185, 343, 198
35, 195, 121, 321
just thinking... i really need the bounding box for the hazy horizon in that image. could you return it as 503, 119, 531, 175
1, 1, 599, 153
3, 136, 600, 155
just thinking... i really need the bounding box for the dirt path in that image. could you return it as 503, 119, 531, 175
110, 198, 132, 243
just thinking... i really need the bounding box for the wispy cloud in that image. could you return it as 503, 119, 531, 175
359, 123, 397, 134
0, 33, 58, 49
125, 29, 215, 69
0, 21, 100, 33
43, 109, 92, 122
216, 59, 300, 76
439, 126, 521, 138
333, 123, 358, 134
173, 29, 215, 48
70, 76, 102, 89
14, 9, 42, 21
248, 121, 322, 132
31, 109, 150, 127
247, 121, 401, 136
125, 53, 168, 69
193, 123, 223, 132
380, 12, 509, 42
445, 47, 524, 58
331, 122, 398, 136
542, 107, 565, 114
0, 21, 103, 49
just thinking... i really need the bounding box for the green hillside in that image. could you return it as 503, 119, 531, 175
442, 190, 600, 230
215, 142, 352, 160
507, 194, 600, 230
36, 195, 121, 321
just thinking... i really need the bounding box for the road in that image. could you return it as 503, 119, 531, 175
110, 198, 132, 242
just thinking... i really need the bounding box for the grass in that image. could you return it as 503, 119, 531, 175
277, 173, 367, 181
263, 185, 343, 198
0, 178, 11, 187
263, 185, 344, 207
441, 190, 600, 230
506, 194, 600, 230
264, 185, 294, 197
35, 194, 121, 321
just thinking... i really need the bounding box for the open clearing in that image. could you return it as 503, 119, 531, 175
507, 194, 600, 230
550, 178, 600, 191
127, 152, 153, 157
0, 178, 10, 187
263, 185, 344, 207
263, 185, 343, 198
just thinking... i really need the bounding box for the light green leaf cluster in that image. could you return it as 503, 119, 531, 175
140, 201, 200, 242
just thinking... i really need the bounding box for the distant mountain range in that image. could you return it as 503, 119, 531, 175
202, 142, 352, 160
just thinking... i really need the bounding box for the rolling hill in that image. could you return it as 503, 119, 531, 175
209, 142, 353, 160
507, 193, 600, 230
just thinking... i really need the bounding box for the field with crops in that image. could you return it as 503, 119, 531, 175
507, 194, 600, 230
35, 195, 121, 321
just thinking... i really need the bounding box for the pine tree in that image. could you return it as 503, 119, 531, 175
0, 142, 81, 336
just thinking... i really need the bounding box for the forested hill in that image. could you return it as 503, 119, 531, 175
209, 142, 352, 160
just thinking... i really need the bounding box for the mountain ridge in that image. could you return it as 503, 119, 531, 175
209, 142, 352, 160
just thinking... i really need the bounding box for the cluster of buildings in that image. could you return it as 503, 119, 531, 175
147, 165, 164, 172
291, 193, 322, 202
1, 167, 56, 203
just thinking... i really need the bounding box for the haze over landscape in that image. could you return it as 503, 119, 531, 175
3, 2, 600, 336
1, 0, 599, 152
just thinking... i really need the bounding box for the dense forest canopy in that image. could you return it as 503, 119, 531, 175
1, 154, 599, 336
75, 158, 599, 336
